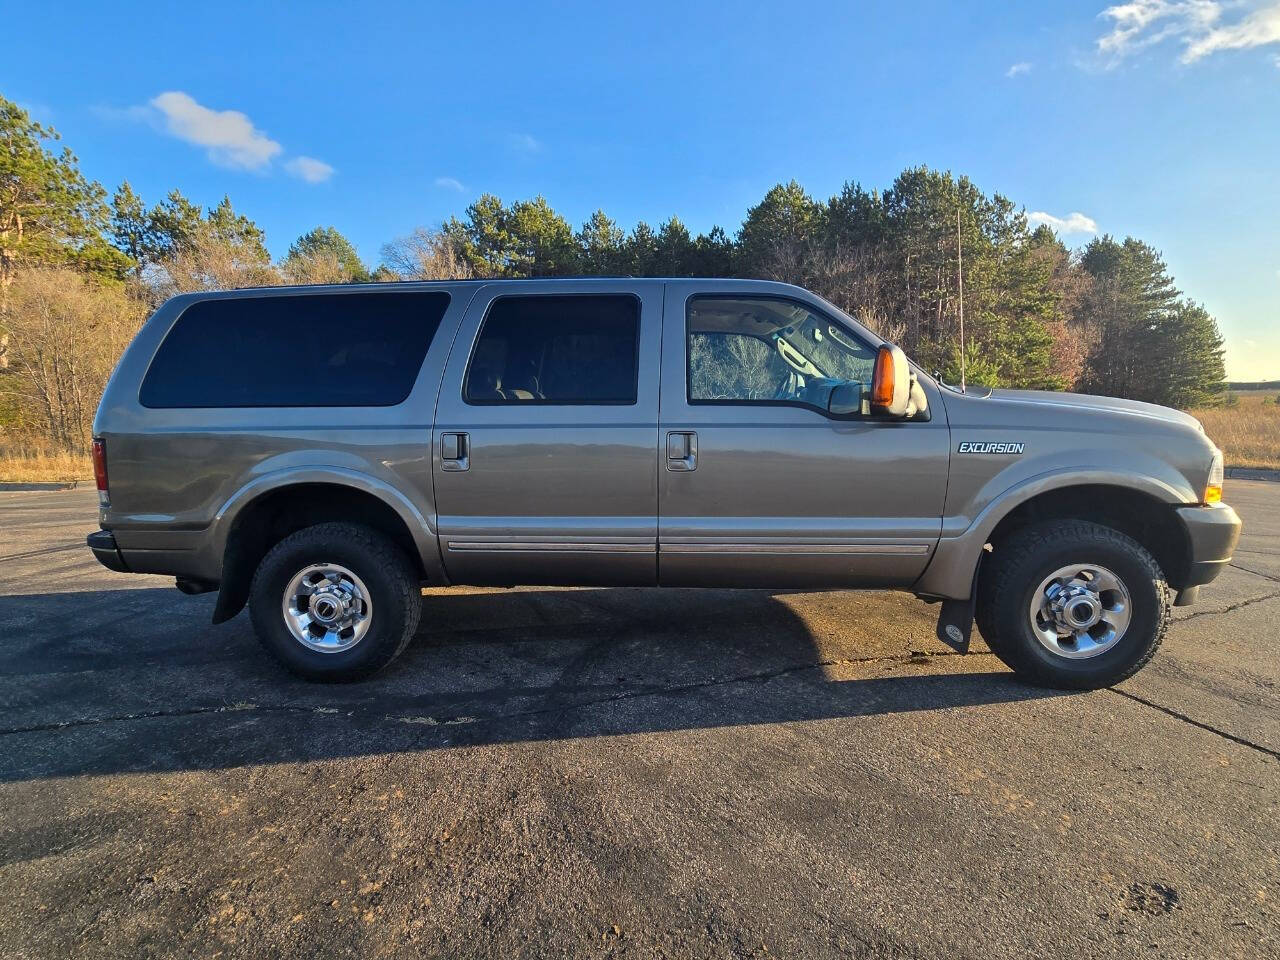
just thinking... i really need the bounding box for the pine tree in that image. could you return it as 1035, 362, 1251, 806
1151, 301, 1226, 408
1078, 237, 1183, 402
736, 180, 822, 283
655, 217, 695, 275
147, 190, 205, 259
506, 196, 579, 276
623, 222, 659, 276
0, 95, 128, 297
109, 182, 151, 276
691, 226, 734, 276
282, 226, 369, 283
576, 210, 625, 275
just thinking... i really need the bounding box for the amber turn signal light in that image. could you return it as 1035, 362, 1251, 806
1203, 450, 1223, 504
871, 345, 895, 408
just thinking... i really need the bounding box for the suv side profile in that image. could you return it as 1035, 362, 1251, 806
88, 279, 1241, 688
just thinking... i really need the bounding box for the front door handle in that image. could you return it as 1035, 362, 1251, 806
666, 431, 697, 472
441, 432, 469, 471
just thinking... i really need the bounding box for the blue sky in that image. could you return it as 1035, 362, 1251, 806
6, 0, 1279, 379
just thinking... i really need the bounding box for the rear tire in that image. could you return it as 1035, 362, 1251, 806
248, 522, 421, 682
976, 520, 1169, 689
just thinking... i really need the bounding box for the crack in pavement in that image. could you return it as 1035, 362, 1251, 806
0, 648, 998, 739
389, 648, 1005, 731
1229, 561, 1280, 584
1107, 688, 1280, 761
1174, 590, 1280, 622
7, 637, 1274, 765
0, 702, 320, 737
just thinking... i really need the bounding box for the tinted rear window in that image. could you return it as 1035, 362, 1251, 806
140, 291, 449, 408
464, 295, 639, 404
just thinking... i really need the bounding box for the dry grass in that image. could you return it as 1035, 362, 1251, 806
0, 447, 93, 483
1190, 393, 1280, 470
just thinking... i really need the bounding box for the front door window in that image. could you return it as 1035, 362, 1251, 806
686, 297, 877, 414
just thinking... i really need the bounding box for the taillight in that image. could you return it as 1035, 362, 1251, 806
91, 437, 109, 507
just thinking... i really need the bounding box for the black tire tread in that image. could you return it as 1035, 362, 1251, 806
249, 522, 420, 681
976, 519, 1170, 689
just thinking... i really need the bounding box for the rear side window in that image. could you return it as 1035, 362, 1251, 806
464, 295, 639, 404
139, 291, 450, 408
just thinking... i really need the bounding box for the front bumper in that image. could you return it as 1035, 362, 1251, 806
1176, 502, 1242, 590
87, 530, 129, 573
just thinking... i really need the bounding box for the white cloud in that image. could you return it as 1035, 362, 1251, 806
106, 91, 331, 182
1006, 61, 1032, 77
1183, 2, 1280, 61
149, 91, 282, 169
508, 132, 541, 153
1027, 211, 1100, 234
285, 156, 335, 183
1097, 1, 1214, 62
434, 176, 466, 192
1095, 1, 1280, 65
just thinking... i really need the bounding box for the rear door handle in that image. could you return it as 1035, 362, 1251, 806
441, 432, 469, 471
666, 431, 697, 472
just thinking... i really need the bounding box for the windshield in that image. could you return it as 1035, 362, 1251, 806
777, 314, 877, 382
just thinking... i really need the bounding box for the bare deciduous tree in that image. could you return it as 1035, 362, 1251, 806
0, 267, 144, 453
380, 228, 473, 280
279, 249, 349, 286
805, 244, 906, 346
749, 232, 811, 288
148, 231, 280, 299
689, 332, 784, 400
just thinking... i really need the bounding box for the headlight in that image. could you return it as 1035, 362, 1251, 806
1204, 450, 1223, 504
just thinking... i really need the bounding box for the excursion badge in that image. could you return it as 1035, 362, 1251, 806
957, 441, 1025, 455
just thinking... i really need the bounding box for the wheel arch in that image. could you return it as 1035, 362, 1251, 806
982, 484, 1192, 590
916, 470, 1192, 600
209, 469, 442, 624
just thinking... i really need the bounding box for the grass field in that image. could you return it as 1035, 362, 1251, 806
1191, 392, 1280, 470
0, 448, 92, 484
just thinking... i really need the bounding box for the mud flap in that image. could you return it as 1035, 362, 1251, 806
936, 598, 974, 653
935, 555, 983, 654
211, 568, 250, 624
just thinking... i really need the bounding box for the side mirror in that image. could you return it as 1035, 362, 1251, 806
871, 344, 911, 417
827, 381, 864, 417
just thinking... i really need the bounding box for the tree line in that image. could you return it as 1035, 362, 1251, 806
0, 94, 1225, 456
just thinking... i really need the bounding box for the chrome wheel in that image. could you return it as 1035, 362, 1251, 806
281, 563, 372, 653
1029, 563, 1132, 660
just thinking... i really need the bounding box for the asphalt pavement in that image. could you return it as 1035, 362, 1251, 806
0, 483, 1276, 959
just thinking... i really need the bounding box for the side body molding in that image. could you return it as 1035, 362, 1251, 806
914, 467, 1189, 600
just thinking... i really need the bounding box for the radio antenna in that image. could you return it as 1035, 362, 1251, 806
957, 207, 966, 393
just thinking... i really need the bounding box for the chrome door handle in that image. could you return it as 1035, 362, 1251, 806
441, 432, 469, 471
666, 431, 697, 472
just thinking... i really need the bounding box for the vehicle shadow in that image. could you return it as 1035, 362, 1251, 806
0, 585, 1066, 782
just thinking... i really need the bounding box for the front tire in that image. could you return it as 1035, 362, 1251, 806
248, 522, 421, 682
976, 520, 1170, 690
